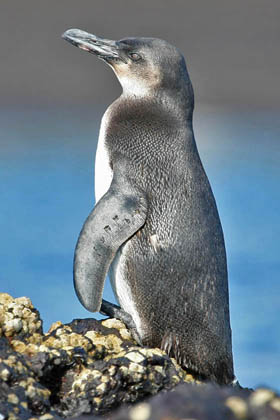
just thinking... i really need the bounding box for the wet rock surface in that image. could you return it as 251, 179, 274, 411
0, 293, 279, 420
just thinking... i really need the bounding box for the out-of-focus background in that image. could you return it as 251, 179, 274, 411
1, 0, 279, 390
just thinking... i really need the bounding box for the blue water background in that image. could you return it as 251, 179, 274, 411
1, 105, 279, 390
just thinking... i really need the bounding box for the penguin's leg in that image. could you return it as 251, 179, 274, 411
99, 299, 139, 334
74, 169, 147, 316
100, 299, 136, 330
100, 299, 142, 343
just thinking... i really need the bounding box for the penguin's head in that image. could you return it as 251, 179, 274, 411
62, 29, 191, 97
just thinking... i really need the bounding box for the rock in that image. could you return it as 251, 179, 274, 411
0, 293, 43, 342
106, 383, 280, 420
0, 293, 279, 420
0, 293, 195, 419
0, 336, 57, 420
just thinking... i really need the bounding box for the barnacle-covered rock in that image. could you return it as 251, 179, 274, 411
0, 294, 195, 419
1, 292, 279, 420
58, 346, 191, 417
0, 336, 56, 420
50, 318, 196, 417
0, 293, 43, 343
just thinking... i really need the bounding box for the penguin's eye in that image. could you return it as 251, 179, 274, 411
128, 52, 142, 62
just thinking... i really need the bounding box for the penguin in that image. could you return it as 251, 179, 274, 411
62, 29, 234, 385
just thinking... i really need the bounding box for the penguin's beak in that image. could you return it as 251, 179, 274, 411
62, 29, 125, 62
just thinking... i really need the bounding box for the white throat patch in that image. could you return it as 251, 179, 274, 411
109, 62, 160, 97
117, 75, 151, 97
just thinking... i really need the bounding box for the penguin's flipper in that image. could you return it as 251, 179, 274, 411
74, 175, 147, 313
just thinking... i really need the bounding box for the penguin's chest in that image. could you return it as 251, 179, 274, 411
94, 112, 113, 204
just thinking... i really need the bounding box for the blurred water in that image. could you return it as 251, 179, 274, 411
0, 105, 279, 391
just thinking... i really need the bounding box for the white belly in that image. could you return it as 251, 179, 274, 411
110, 244, 144, 337
94, 109, 113, 203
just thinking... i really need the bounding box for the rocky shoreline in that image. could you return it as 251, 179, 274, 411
0, 293, 279, 420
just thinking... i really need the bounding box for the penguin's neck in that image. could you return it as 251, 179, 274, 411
120, 87, 194, 126
108, 90, 196, 159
